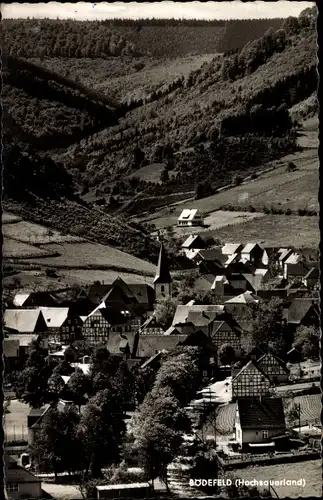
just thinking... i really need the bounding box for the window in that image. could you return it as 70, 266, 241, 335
263, 430, 268, 439
161, 285, 165, 293
7, 483, 19, 493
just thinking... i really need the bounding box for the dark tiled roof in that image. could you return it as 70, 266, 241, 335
154, 243, 172, 284
198, 248, 226, 264
237, 397, 285, 429
5, 464, 41, 484
136, 334, 187, 357
283, 298, 320, 324
127, 284, 155, 306
303, 266, 319, 280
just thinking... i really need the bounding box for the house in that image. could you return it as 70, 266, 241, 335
240, 243, 263, 265
107, 332, 137, 357
232, 360, 271, 398
3, 338, 20, 373
27, 406, 50, 445
4, 454, 42, 499
277, 248, 293, 271
135, 334, 187, 358
172, 304, 225, 336
224, 291, 259, 316
4, 309, 48, 335
282, 252, 308, 279
84, 278, 155, 316
13, 291, 57, 308
283, 298, 320, 330
177, 209, 204, 227
256, 350, 290, 385
211, 275, 230, 295
210, 318, 244, 355
221, 243, 243, 256
139, 316, 165, 335
181, 234, 206, 256
302, 266, 319, 288
153, 242, 172, 299
234, 397, 286, 451
39, 307, 83, 344
82, 302, 140, 347
4, 334, 48, 367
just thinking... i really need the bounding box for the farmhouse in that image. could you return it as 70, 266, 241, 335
224, 291, 259, 316
139, 315, 165, 335
4, 454, 42, 499
13, 291, 58, 308
39, 307, 83, 344
172, 304, 225, 336
210, 318, 243, 355
256, 350, 290, 385
240, 243, 264, 265
177, 209, 204, 227
222, 243, 243, 256
234, 397, 286, 451
181, 234, 206, 255
4, 309, 47, 334
302, 266, 319, 288
283, 298, 320, 329
232, 360, 271, 398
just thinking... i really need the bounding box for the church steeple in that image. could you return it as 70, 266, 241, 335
153, 242, 172, 298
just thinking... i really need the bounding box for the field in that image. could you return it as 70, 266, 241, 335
127, 163, 166, 183
29, 241, 155, 274
2, 217, 83, 244
146, 146, 319, 229
203, 215, 319, 248
215, 403, 236, 435
3, 239, 56, 259
3, 212, 156, 294
285, 394, 321, 427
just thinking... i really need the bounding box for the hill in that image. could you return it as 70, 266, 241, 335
59, 9, 317, 203
2, 135, 160, 262
2, 54, 122, 150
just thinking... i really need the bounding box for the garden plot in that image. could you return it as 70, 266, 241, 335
2, 219, 83, 245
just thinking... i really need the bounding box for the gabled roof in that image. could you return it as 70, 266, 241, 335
7, 334, 39, 347
257, 351, 290, 374
303, 267, 319, 280
4, 309, 45, 333
197, 248, 226, 264
222, 243, 243, 255
86, 303, 129, 325
153, 242, 172, 284
39, 307, 70, 328
225, 253, 240, 266
107, 334, 133, 355
178, 208, 199, 221
225, 291, 259, 305
13, 293, 30, 307
172, 305, 225, 327
241, 243, 262, 254
136, 334, 187, 357
237, 398, 285, 430
140, 315, 164, 332
182, 234, 205, 249
285, 252, 302, 265
127, 284, 155, 306
283, 298, 320, 324
164, 325, 183, 335
233, 359, 271, 382
141, 351, 163, 369
278, 249, 293, 262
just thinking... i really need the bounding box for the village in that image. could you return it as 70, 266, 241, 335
3, 210, 321, 499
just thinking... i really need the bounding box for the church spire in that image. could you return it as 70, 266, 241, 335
153, 242, 172, 284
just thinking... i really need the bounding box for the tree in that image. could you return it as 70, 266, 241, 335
132, 387, 190, 488
15, 342, 54, 408
80, 388, 126, 478
247, 298, 286, 347
160, 167, 169, 183
31, 404, 83, 479
47, 372, 66, 404
154, 296, 177, 329
67, 368, 90, 410
218, 344, 235, 366
292, 326, 319, 360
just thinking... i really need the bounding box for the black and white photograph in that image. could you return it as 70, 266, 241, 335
1, 1, 321, 499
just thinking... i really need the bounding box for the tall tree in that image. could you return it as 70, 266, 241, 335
80, 388, 126, 478
154, 296, 177, 329
67, 368, 90, 409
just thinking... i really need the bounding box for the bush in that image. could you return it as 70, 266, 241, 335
250, 173, 258, 179
285, 208, 292, 215
263, 206, 270, 214
232, 175, 243, 186
287, 161, 297, 172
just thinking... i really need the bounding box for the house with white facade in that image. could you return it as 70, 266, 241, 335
177, 209, 204, 227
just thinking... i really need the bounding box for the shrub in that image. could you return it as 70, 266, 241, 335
250, 173, 258, 179
287, 161, 297, 172
248, 205, 256, 212
232, 175, 243, 186
263, 206, 270, 214
285, 208, 292, 215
